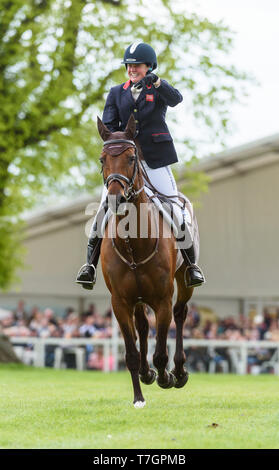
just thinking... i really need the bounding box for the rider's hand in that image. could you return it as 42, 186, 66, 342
134, 72, 159, 89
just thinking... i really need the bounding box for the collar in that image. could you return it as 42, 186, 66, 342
123, 80, 131, 90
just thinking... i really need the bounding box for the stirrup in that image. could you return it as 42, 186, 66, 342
184, 264, 205, 288
75, 264, 96, 286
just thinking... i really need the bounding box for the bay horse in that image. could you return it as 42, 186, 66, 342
97, 115, 194, 407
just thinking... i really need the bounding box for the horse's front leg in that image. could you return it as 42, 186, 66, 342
112, 296, 145, 408
153, 299, 175, 389
134, 304, 156, 385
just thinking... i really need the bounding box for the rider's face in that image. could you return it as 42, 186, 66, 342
127, 64, 149, 84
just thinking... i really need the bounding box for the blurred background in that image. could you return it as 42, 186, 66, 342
1, 0, 279, 373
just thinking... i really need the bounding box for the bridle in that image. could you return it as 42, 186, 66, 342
101, 138, 144, 201
100, 138, 159, 289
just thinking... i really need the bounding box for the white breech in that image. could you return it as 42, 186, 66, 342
89, 162, 193, 249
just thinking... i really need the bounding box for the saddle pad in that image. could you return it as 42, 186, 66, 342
177, 191, 200, 263
144, 187, 200, 267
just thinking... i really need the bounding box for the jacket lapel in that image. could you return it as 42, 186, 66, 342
135, 87, 146, 104
122, 80, 135, 106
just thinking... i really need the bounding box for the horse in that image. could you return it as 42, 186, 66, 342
97, 114, 194, 407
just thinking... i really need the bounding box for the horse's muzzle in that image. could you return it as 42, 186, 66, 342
108, 193, 127, 215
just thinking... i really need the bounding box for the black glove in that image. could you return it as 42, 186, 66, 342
134, 72, 159, 89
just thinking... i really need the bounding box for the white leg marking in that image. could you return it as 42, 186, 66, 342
134, 401, 146, 409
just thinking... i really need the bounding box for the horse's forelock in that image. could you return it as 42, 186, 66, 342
102, 132, 135, 157
102, 131, 135, 156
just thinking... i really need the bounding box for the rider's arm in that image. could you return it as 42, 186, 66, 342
102, 89, 121, 132
154, 79, 183, 107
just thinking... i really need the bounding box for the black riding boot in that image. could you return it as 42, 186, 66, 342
76, 199, 108, 290
76, 237, 102, 290
180, 245, 205, 288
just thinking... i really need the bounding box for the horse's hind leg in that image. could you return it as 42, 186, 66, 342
134, 304, 156, 385
172, 267, 194, 388
112, 296, 145, 408
172, 300, 189, 388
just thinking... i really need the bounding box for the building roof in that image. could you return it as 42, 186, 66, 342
24, 132, 279, 237
24, 193, 96, 239
193, 132, 279, 182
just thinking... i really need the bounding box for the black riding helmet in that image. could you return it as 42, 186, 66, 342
122, 42, 157, 71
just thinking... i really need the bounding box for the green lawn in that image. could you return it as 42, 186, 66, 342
0, 364, 278, 449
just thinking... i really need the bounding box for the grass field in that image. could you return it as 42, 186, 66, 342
0, 364, 278, 449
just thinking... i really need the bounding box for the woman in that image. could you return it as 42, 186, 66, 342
76, 42, 205, 290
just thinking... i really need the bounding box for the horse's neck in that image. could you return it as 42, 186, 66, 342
134, 172, 152, 238
115, 181, 156, 255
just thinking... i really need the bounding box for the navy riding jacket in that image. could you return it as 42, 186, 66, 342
102, 79, 183, 169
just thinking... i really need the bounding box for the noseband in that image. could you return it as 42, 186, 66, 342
102, 139, 144, 201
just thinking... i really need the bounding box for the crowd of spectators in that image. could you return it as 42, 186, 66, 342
176, 304, 279, 374
0, 301, 113, 370
1, 301, 279, 373
0, 301, 112, 339
147, 303, 279, 341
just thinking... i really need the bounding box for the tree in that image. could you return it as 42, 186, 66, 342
0, 0, 249, 289
0, 333, 21, 363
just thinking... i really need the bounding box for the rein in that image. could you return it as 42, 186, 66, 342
139, 162, 186, 209
102, 138, 184, 207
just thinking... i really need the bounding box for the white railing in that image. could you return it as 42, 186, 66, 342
9, 337, 279, 375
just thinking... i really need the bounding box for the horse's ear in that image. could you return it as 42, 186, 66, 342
124, 114, 137, 140
97, 116, 111, 141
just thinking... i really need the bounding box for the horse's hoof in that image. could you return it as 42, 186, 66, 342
140, 368, 157, 385
172, 369, 189, 389
156, 371, 176, 389
134, 400, 146, 409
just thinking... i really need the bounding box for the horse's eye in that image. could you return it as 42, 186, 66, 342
99, 157, 105, 173
128, 155, 136, 165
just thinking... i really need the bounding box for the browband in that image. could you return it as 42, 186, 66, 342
104, 139, 136, 146
103, 139, 136, 157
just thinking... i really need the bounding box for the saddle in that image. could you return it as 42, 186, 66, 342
143, 188, 199, 271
